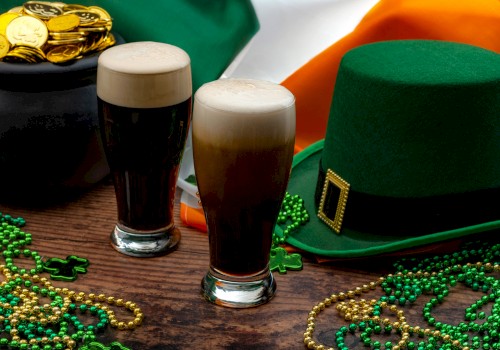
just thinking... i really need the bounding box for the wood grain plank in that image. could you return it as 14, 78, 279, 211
0, 179, 497, 349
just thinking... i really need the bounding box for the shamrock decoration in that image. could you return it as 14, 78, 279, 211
43, 255, 89, 281
270, 246, 302, 274
79, 341, 131, 350
184, 174, 197, 185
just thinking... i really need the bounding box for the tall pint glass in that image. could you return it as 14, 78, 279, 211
193, 78, 295, 307
97, 42, 192, 257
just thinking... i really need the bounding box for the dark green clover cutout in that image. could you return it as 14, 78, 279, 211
270, 247, 302, 274
43, 255, 89, 281
184, 174, 197, 185
79, 341, 131, 350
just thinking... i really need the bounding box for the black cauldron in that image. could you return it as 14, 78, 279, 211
0, 34, 125, 203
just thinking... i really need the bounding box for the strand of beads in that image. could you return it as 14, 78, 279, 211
0, 213, 143, 349
304, 240, 500, 350
274, 192, 309, 248
304, 279, 383, 350
270, 193, 309, 273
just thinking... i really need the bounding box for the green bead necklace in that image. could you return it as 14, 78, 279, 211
270, 192, 309, 274
274, 192, 310, 246
304, 240, 500, 350
0, 213, 141, 349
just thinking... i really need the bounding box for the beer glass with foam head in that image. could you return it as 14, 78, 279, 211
96, 42, 192, 257
193, 78, 295, 307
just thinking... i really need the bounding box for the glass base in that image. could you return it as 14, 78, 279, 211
110, 225, 180, 257
201, 269, 276, 308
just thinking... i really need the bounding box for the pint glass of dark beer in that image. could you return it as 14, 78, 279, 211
97, 42, 192, 257
193, 78, 295, 307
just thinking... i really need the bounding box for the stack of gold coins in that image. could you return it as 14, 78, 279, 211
0, 1, 115, 64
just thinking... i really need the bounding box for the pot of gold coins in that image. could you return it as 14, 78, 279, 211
0, 1, 124, 202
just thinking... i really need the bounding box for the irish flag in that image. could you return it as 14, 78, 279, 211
178, 0, 500, 232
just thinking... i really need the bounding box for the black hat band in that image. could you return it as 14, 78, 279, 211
315, 161, 500, 236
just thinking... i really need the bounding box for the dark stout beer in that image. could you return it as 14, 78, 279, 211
195, 140, 294, 276
97, 41, 191, 256
98, 98, 191, 231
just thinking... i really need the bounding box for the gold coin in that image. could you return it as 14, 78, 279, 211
23, 1, 63, 20
7, 6, 24, 14
50, 30, 87, 39
47, 13, 80, 32
5, 15, 48, 48
2, 53, 26, 63
47, 36, 86, 45
88, 6, 111, 21
78, 25, 107, 33
81, 32, 105, 53
51, 2, 67, 8
80, 36, 95, 53
28, 46, 46, 60
17, 45, 46, 61
88, 6, 112, 30
46, 43, 81, 63
65, 10, 100, 26
0, 34, 10, 58
93, 32, 115, 52
106, 32, 116, 45
4, 45, 45, 63
62, 4, 87, 12
0, 12, 20, 36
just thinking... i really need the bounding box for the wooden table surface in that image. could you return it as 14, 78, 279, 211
0, 179, 497, 350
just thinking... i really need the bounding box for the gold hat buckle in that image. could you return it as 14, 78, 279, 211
317, 169, 350, 234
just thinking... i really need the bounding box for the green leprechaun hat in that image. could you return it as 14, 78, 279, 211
276, 40, 500, 258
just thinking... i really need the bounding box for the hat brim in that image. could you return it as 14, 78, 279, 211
276, 140, 500, 258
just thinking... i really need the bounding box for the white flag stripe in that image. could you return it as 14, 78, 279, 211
222, 0, 379, 83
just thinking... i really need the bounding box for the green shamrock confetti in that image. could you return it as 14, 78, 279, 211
79, 341, 131, 350
270, 246, 302, 274
43, 255, 89, 281
184, 174, 197, 185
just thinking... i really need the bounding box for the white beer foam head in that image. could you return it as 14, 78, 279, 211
193, 78, 296, 145
97, 41, 192, 108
